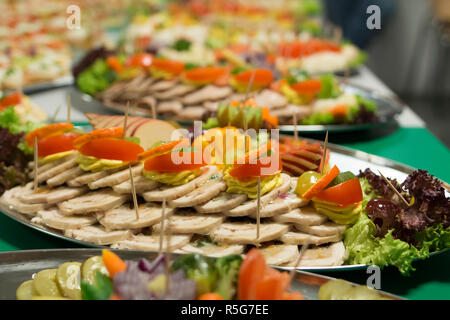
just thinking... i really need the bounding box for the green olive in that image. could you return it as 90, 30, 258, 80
295, 171, 322, 197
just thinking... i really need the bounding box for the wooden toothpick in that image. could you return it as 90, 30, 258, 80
320, 131, 329, 173
151, 102, 156, 120
129, 165, 139, 220
33, 137, 38, 190
158, 198, 166, 255
50, 105, 61, 124
67, 95, 71, 124
256, 176, 261, 245
164, 214, 172, 293
378, 170, 410, 207
244, 69, 257, 102
122, 102, 129, 139
288, 242, 310, 283
293, 112, 298, 142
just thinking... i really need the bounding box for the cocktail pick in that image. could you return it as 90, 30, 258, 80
33, 137, 38, 190
378, 170, 410, 207
256, 176, 261, 246
164, 214, 172, 293
151, 101, 156, 120
320, 131, 329, 173
244, 69, 257, 102
122, 102, 130, 139
158, 197, 167, 255
49, 105, 61, 124
67, 94, 71, 124
288, 242, 310, 284
293, 112, 298, 142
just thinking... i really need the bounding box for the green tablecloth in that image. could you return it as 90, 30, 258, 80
0, 127, 449, 299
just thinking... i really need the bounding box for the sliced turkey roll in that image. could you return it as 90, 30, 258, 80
181, 85, 233, 105
295, 222, 348, 237
19, 186, 88, 204
152, 210, 224, 235
259, 244, 300, 266
211, 222, 289, 245
64, 225, 132, 245
88, 164, 143, 190
99, 203, 175, 231
32, 153, 78, 183
180, 242, 245, 258
168, 178, 226, 208
113, 175, 159, 194
153, 84, 196, 100
0, 185, 47, 215
142, 166, 217, 201
67, 167, 124, 187
224, 173, 291, 217
149, 79, 178, 92
111, 234, 192, 251
47, 167, 84, 187
58, 189, 129, 215
281, 242, 347, 267
280, 230, 342, 245
195, 192, 247, 214
37, 208, 97, 230
273, 206, 328, 226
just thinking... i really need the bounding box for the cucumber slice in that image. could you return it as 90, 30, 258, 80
56, 262, 82, 300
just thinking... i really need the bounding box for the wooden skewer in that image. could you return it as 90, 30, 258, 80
164, 214, 172, 293
129, 164, 139, 220
293, 113, 298, 142
158, 198, 166, 255
122, 102, 129, 139
288, 242, 310, 284
67, 95, 71, 124
378, 170, 410, 207
244, 69, 257, 102
50, 105, 61, 124
320, 131, 329, 173
151, 102, 156, 120
33, 137, 38, 190
256, 176, 261, 245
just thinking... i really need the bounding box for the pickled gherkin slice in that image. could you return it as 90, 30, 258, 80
33, 269, 62, 297
81, 256, 109, 285
16, 280, 37, 300
57, 262, 82, 300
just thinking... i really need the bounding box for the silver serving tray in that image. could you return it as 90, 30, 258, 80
75, 82, 405, 133
18, 75, 74, 95
1, 138, 448, 272
0, 248, 404, 300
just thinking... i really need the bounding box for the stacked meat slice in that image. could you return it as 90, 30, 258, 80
0, 153, 347, 267
95, 72, 312, 125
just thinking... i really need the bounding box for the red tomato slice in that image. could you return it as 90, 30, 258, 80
79, 138, 144, 162
238, 248, 267, 300
314, 178, 363, 206
73, 127, 123, 148
290, 79, 322, 94
233, 69, 273, 87
37, 132, 82, 158
253, 270, 290, 300
183, 67, 228, 84
26, 123, 74, 146
126, 53, 153, 68
152, 59, 185, 77
229, 155, 282, 179
144, 151, 208, 173
0, 92, 22, 109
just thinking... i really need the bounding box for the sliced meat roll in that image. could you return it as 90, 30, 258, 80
259, 245, 300, 266
152, 210, 224, 235
280, 231, 342, 245
37, 209, 97, 230
176, 106, 205, 121
180, 243, 245, 258
113, 175, 159, 194
88, 164, 143, 190
153, 84, 196, 100
142, 166, 217, 201
47, 166, 84, 187
211, 222, 289, 245
64, 225, 131, 245
273, 206, 328, 226
249, 192, 309, 218
157, 100, 183, 114
168, 178, 226, 208
181, 85, 232, 105
149, 79, 178, 92
295, 222, 348, 237
28, 155, 71, 178
58, 189, 129, 215
67, 167, 123, 187
136, 96, 157, 112
99, 203, 175, 231
33, 153, 78, 183
111, 234, 192, 251
195, 192, 247, 214
254, 89, 288, 110
281, 242, 346, 267
224, 173, 291, 217
0, 185, 47, 215
22, 186, 88, 205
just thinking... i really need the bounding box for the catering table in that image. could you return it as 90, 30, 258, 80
1, 66, 449, 300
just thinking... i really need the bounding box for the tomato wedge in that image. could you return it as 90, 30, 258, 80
290, 79, 322, 94
26, 123, 74, 146
238, 249, 267, 300
0, 92, 22, 109
37, 132, 83, 157
79, 138, 144, 162
183, 66, 228, 84
253, 269, 290, 300
302, 165, 340, 200
229, 155, 281, 179
73, 127, 123, 148
152, 59, 185, 77
138, 139, 190, 161
233, 69, 273, 87
314, 178, 363, 206
126, 53, 153, 68
144, 151, 208, 173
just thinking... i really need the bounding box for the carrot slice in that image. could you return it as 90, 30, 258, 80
79, 138, 144, 162
152, 59, 185, 76
290, 79, 322, 94
238, 248, 267, 300
106, 56, 123, 73
253, 271, 290, 300
329, 104, 349, 118
138, 139, 190, 161
302, 165, 340, 200
143, 151, 208, 173
73, 127, 123, 148
25, 123, 74, 146
198, 293, 223, 300
234, 69, 273, 87
183, 67, 228, 84
102, 250, 126, 278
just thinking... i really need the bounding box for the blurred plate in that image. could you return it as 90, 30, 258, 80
19, 75, 74, 95
0, 248, 404, 300
0, 138, 447, 272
